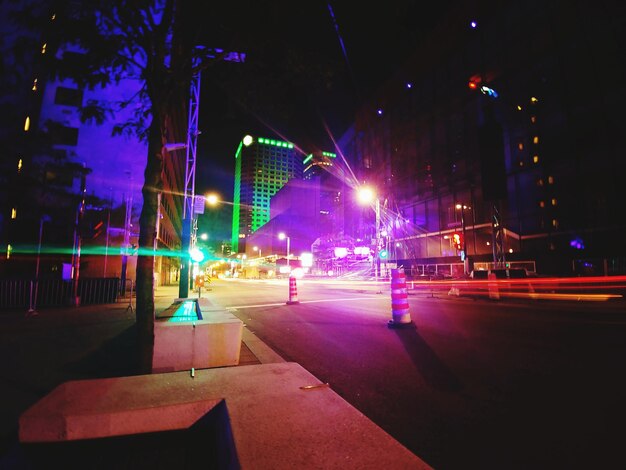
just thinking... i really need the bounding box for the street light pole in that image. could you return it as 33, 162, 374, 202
357, 187, 382, 283
375, 197, 380, 283
456, 203, 470, 274
278, 233, 290, 271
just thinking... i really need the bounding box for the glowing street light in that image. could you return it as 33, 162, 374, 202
278, 232, 290, 268
205, 192, 219, 206
253, 246, 262, 258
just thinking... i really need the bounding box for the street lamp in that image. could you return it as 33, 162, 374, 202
455, 203, 471, 273
357, 187, 381, 282
278, 232, 290, 269
254, 246, 262, 258
205, 192, 219, 207
455, 203, 470, 253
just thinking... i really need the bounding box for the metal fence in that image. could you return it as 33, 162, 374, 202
473, 260, 537, 274
0, 278, 131, 310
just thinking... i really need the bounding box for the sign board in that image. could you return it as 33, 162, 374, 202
193, 195, 205, 215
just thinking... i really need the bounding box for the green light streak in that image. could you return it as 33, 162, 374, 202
235, 140, 243, 159
8, 244, 233, 264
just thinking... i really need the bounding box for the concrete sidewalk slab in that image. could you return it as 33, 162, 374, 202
19, 362, 431, 469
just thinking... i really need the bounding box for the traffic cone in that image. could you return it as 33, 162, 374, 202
488, 272, 500, 300
388, 267, 414, 329
286, 275, 300, 305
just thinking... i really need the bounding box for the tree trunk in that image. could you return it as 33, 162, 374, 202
135, 118, 164, 374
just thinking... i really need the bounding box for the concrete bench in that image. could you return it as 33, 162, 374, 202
152, 298, 243, 373
18, 363, 432, 469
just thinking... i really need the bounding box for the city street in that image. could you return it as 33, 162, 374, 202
210, 277, 626, 469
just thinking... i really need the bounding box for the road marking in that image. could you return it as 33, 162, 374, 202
228, 297, 379, 310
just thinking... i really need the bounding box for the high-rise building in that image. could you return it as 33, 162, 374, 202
341, 0, 626, 276
231, 135, 302, 253
0, 5, 186, 286
302, 150, 347, 242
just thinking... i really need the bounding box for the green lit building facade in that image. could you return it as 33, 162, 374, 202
231, 135, 302, 253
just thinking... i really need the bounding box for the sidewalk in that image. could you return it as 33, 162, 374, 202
0, 284, 431, 469
0, 285, 274, 456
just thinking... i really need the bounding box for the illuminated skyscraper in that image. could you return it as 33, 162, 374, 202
231, 135, 302, 253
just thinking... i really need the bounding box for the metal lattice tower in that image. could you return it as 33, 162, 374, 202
178, 47, 245, 298
492, 204, 506, 268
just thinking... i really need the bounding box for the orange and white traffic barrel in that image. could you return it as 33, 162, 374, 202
388, 267, 414, 328
286, 275, 300, 305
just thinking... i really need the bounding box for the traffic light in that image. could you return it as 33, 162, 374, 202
468, 75, 481, 91
452, 233, 462, 250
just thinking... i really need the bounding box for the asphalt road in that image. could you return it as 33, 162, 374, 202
212, 277, 626, 470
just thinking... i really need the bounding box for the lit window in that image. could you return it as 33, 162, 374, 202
548, 176, 554, 184
24, 116, 30, 131
530, 96, 539, 104
517, 105, 522, 111
533, 136, 539, 144
11, 208, 17, 219
539, 201, 545, 208
17, 159, 22, 172
51, 13, 56, 20
6, 244, 12, 259
530, 116, 537, 124
537, 178, 544, 186
519, 160, 524, 167
552, 219, 558, 228
533, 155, 539, 163
32, 78, 38, 91
518, 142, 524, 151
551, 198, 557, 206
41, 43, 47, 54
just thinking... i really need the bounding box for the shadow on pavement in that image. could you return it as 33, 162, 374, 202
392, 325, 463, 393
65, 324, 141, 379
2, 400, 240, 470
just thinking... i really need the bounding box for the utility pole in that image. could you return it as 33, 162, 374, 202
71, 170, 87, 306
121, 192, 132, 294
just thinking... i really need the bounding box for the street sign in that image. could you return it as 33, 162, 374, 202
193, 195, 205, 215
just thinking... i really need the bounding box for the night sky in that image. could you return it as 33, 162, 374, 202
193, 1, 456, 239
